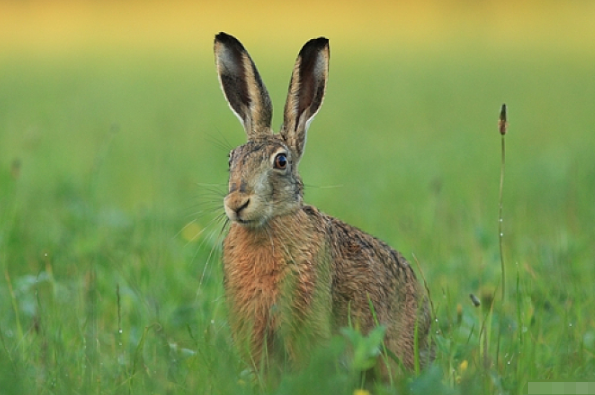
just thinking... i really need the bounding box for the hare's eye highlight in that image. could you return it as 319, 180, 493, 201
274, 153, 287, 170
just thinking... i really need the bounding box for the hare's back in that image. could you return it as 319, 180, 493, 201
324, 216, 420, 326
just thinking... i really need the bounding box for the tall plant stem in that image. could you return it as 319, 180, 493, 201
498, 104, 507, 300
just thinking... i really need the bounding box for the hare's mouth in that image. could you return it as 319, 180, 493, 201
234, 216, 269, 229
224, 194, 271, 228
224, 207, 263, 227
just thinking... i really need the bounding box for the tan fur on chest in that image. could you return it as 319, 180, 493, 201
222, 211, 333, 365
224, 227, 288, 319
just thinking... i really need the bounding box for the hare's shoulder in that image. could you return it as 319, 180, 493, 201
320, 213, 412, 277
297, 205, 413, 278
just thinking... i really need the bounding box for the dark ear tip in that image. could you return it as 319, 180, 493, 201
312, 37, 329, 47
214, 32, 229, 43
299, 37, 330, 57
215, 32, 244, 49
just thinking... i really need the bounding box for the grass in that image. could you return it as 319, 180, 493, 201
1, 37, 595, 394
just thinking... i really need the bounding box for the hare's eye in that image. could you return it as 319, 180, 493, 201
274, 153, 287, 170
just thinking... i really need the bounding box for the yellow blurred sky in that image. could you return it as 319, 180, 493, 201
1, 0, 594, 57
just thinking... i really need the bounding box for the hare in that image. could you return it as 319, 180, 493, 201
214, 32, 433, 377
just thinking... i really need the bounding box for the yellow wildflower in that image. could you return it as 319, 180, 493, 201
459, 359, 468, 373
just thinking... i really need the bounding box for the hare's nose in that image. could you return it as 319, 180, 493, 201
235, 198, 250, 215
226, 194, 250, 215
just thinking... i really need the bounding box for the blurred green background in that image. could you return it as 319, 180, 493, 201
1, 1, 594, 393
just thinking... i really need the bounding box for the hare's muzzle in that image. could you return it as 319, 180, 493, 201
224, 192, 257, 226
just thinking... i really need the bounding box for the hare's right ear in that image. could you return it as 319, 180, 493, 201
281, 37, 329, 163
214, 32, 273, 139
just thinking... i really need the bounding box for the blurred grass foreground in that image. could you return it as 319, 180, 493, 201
1, 1, 595, 394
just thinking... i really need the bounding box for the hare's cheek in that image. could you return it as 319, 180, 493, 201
252, 172, 271, 196
244, 196, 263, 215
247, 197, 273, 223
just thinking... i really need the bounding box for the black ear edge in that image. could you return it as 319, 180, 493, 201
214, 32, 248, 70
216, 33, 328, 55
214, 32, 245, 50
298, 37, 329, 58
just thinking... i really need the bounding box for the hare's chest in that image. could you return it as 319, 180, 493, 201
222, 239, 293, 317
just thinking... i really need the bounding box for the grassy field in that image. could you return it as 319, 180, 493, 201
1, 2, 595, 394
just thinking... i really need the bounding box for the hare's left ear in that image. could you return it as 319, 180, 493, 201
281, 37, 329, 163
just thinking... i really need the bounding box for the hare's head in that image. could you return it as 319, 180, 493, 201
214, 33, 329, 228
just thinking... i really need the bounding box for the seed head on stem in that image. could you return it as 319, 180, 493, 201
499, 104, 508, 135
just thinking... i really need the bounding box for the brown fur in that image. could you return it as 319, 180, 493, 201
223, 208, 332, 368
214, 32, 433, 377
